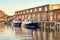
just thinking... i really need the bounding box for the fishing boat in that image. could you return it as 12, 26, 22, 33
13, 21, 21, 28
22, 19, 38, 29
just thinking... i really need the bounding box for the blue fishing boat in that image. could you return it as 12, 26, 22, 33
22, 19, 38, 29
13, 21, 21, 28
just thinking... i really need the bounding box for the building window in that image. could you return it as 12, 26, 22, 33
1, 18, 4, 21
16, 16, 18, 21
22, 15, 24, 21
23, 11, 25, 14
58, 15, 60, 20
30, 9, 32, 12
50, 12, 53, 16
18, 12, 20, 14
54, 13, 56, 21
34, 8, 37, 12
16, 13, 17, 15
32, 14, 35, 20
26, 10, 29, 13
39, 8, 42, 11
53, 6, 58, 9
42, 13, 47, 21
0, 13, 2, 17
19, 16, 22, 20
54, 15, 56, 18
45, 6, 47, 11
50, 12, 53, 21
19, 16, 21, 18
54, 16, 56, 21
25, 15, 27, 19
28, 14, 31, 19
20, 12, 22, 14
36, 13, 40, 22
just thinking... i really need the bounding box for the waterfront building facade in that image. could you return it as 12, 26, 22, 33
15, 4, 60, 22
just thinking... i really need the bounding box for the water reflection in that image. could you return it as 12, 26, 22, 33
49, 32, 53, 40
0, 23, 60, 40
0, 27, 15, 40
14, 26, 60, 40
43, 31, 46, 40
14, 28, 33, 40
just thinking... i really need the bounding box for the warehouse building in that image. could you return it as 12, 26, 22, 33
15, 4, 60, 22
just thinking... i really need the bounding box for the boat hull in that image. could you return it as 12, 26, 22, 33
13, 22, 21, 28
25, 23, 38, 29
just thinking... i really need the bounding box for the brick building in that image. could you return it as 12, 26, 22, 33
15, 4, 60, 21
0, 10, 8, 21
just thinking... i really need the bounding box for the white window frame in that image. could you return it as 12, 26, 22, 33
50, 12, 53, 21
37, 13, 40, 22
20, 12, 22, 14
26, 10, 29, 13
28, 14, 31, 19
58, 15, 60, 20
45, 6, 47, 11
34, 8, 37, 12
19, 16, 21, 18
25, 15, 27, 19
32, 14, 35, 20
30, 9, 32, 12
23, 11, 25, 14
22, 15, 24, 20
0, 13, 2, 17
39, 8, 42, 11
54, 13, 56, 19
42, 13, 47, 21
18, 12, 20, 14
16, 16, 18, 20
53, 6, 58, 9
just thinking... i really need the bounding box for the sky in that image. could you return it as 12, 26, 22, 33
0, 0, 60, 16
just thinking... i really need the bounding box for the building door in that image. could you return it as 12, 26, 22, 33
25, 15, 28, 19
54, 13, 56, 21
22, 15, 24, 21
19, 15, 22, 21
42, 12, 47, 21
58, 14, 60, 21
50, 12, 53, 21
36, 13, 40, 22
32, 13, 36, 20
28, 14, 32, 19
